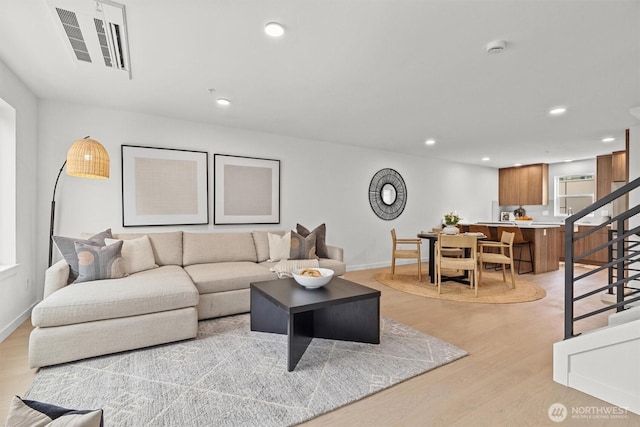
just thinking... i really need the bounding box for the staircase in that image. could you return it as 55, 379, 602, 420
553, 176, 640, 415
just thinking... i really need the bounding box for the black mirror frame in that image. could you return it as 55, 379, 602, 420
368, 168, 407, 220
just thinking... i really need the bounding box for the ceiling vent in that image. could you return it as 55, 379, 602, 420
48, 0, 131, 79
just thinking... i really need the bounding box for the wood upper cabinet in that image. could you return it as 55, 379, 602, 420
498, 163, 548, 206
597, 151, 627, 200
612, 150, 626, 182
596, 154, 613, 200
498, 167, 520, 206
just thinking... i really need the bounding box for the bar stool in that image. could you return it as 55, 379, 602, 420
497, 226, 533, 274
469, 224, 497, 269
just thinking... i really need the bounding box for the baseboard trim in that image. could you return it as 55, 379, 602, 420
0, 301, 36, 343
347, 258, 428, 272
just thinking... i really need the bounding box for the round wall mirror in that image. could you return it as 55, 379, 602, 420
369, 168, 407, 220
381, 183, 397, 205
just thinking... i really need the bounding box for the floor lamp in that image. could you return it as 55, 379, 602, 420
48, 137, 110, 267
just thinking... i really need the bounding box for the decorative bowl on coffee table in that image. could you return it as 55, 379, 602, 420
292, 268, 334, 289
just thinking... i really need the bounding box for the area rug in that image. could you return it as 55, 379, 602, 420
24, 314, 467, 426
375, 270, 546, 304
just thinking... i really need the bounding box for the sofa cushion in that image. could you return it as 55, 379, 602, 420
74, 241, 126, 283
297, 223, 328, 258
113, 231, 183, 266
105, 235, 158, 274
290, 230, 317, 260
53, 229, 112, 284
267, 231, 291, 262
183, 232, 258, 265
5, 396, 103, 427
184, 262, 277, 294
251, 230, 285, 262
32, 266, 198, 328
318, 258, 347, 276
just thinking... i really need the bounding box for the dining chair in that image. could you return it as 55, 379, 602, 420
390, 229, 422, 281
431, 228, 463, 258
435, 234, 479, 296
497, 226, 533, 274
478, 231, 516, 290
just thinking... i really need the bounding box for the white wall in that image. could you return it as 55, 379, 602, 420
36, 100, 497, 291
0, 60, 39, 342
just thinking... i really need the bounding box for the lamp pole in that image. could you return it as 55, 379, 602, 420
48, 160, 67, 267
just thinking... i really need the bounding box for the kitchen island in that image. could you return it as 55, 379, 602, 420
468, 222, 561, 274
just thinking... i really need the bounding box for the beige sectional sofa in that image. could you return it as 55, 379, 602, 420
30, 230, 345, 368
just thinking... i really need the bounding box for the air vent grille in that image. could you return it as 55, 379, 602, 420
93, 18, 112, 67
55, 8, 91, 63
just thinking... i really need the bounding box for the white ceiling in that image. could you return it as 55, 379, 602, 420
1, 0, 639, 167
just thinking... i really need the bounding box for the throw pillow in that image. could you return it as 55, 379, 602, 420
52, 229, 112, 284
267, 231, 291, 262
74, 240, 126, 283
290, 230, 318, 260
4, 396, 103, 427
105, 235, 158, 275
296, 223, 328, 258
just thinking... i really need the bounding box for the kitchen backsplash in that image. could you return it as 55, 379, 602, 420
497, 199, 610, 224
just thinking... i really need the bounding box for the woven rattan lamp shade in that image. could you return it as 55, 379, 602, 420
66, 137, 110, 178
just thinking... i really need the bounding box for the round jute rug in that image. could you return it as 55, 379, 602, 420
374, 271, 546, 304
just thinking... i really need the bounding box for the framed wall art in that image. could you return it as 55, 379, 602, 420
369, 168, 407, 220
214, 154, 280, 224
121, 145, 209, 226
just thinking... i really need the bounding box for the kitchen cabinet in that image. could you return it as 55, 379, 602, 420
521, 227, 559, 274
559, 225, 609, 265
498, 163, 548, 206
596, 154, 612, 200
596, 150, 627, 200
612, 150, 626, 182
498, 167, 520, 206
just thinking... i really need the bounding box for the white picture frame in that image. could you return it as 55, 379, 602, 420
122, 145, 209, 226
214, 154, 280, 224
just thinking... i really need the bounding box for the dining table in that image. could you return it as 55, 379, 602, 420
417, 231, 485, 284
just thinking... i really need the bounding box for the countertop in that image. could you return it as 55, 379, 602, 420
475, 221, 561, 229
473, 221, 608, 228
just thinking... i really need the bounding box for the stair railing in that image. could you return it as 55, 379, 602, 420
564, 176, 640, 339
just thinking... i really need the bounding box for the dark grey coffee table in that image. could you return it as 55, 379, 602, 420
250, 277, 381, 371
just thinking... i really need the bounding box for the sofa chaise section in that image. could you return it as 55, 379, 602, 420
30, 264, 199, 368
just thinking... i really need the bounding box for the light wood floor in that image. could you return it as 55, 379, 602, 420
1, 264, 638, 426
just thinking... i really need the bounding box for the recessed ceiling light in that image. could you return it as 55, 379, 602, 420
264, 22, 285, 37
486, 40, 506, 54
549, 106, 567, 116
564, 159, 572, 162
216, 98, 231, 107
602, 137, 615, 143
481, 157, 490, 161
425, 138, 436, 146
514, 163, 522, 167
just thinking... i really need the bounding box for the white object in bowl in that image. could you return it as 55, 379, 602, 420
292, 268, 334, 289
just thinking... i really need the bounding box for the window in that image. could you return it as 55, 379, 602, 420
554, 174, 595, 216
0, 96, 16, 268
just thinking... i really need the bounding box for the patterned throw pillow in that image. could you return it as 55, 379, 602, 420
4, 396, 103, 427
52, 229, 112, 283
290, 230, 317, 260
74, 241, 126, 283
296, 223, 328, 258
267, 231, 291, 262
